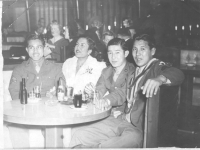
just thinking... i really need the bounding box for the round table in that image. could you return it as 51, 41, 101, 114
4, 98, 111, 148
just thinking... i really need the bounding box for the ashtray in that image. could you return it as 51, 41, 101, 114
45, 100, 58, 106
28, 98, 41, 103
60, 100, 73, 105
185, 63, 196, 67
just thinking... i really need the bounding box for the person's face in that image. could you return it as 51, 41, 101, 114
92, 20, 102, 29
103, 35, 114, 46
107, 45, 129, 68
26, 39, 44, 61
75, 38, 92, 58
37, 27, 44, 34
123, 19, 130, 28
132, 40, 156, 67
51, 24, 60, 37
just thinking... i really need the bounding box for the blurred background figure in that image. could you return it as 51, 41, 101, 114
101, 30, 115, 64
122, 17, 137, 39
117, 28, 134, 63
35, 18, 46, 37
46, 22, 69, 62
102, 30, 115, 46
45, 20, 58, 41
85, 16, 105, 61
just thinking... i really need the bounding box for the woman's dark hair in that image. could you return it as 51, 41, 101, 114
77, 35, 96, 51
26, 34, 45, 47
107, 38, 127, 51
134, 34, 156, 49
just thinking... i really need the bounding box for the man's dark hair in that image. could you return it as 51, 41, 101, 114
134, 34, 156, 49
117, 28, 131, 37
107, 38, 127, 51
26, 34, 45, 47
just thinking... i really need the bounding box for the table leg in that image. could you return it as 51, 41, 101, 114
45, 126, 63, 148
63, 127, 72, 147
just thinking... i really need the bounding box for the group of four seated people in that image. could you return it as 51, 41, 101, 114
6, 33, 184, 148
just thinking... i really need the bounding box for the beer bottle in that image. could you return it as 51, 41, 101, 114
20, 78, 27, 104
57, 77, 65, 101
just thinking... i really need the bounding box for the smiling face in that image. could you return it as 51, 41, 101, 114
26, 39, 44, 62
74, 38, 92, 58
107, 45, 129, 68
132, 40, 156, 67
51, 24, 61, 37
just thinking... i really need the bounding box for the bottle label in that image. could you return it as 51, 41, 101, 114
57, 92, 64, 101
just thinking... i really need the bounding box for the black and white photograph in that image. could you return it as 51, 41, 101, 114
1, 0, 200, 149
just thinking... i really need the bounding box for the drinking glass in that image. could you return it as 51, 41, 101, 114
28, 90, 35, 99
34, 86, 41, 98
93, 90, 100, 105
73, 94, 82, 108
65, 86, 74, 100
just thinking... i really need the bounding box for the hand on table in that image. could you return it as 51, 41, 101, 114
95, 98, 110, 111
84, 82, 95, 97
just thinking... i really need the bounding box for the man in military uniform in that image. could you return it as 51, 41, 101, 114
9, 34, 64, 100
69, 35, 184, 148
7, 34, 65, 148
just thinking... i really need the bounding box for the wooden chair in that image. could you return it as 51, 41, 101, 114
144, 85, 180, 148
3, 70, 13, 102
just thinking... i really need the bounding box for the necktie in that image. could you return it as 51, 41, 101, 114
136, 68, 142, 76
35, 64, 40, 73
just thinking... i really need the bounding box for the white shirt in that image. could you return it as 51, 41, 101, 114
62, 55, 106, 94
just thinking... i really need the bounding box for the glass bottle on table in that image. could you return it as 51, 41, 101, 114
57, 77, 65, 101
20, 78, 27, 104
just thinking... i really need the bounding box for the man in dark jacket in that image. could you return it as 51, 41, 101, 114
69, 35, 184, 148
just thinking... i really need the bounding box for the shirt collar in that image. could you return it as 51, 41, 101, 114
136, 58, 157, 75
114, 61, 127, 75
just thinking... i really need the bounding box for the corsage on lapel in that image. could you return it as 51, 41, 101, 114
82, 67, 93, 74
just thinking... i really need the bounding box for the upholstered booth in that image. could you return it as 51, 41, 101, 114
143, 46, 181, 148
144, 85, 180, 148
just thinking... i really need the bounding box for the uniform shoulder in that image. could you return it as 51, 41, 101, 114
13, 60, 28, 71
101, 65, 113, 75
43, 60, 62, 70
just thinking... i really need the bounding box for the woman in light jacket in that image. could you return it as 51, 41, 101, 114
62, 35, 106, 95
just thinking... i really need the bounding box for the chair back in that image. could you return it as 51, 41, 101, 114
3, 71, 13, 101
144, 85, 179, 148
